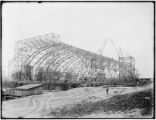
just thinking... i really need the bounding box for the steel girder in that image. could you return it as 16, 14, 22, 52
32, 45, 67, 70
45, 47, 77, 72
12, 33, 133, 79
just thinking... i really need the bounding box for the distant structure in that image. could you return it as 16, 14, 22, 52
9, 33, 138, 82
10, 84, 43, 97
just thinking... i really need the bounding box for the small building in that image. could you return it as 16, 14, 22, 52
137, 78, 152, 86
12, 84, 43, 97
79, 77, 91, 83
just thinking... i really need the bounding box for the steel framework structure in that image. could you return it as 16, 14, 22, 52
10, 33, 136, 81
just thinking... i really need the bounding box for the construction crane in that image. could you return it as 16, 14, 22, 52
110, 39, 120, 58
100, 39, 107, 55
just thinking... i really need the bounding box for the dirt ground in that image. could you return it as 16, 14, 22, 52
2, 84, 153, 118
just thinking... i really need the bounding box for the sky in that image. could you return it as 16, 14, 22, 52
2, 2, 154, 78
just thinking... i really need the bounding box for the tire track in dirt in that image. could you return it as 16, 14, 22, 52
20, 96, 43, 117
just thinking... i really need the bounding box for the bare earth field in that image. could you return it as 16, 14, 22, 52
2, 85, 153, 118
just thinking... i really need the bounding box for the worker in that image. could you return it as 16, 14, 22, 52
106, 87, 109, 95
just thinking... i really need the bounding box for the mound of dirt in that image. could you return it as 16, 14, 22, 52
49, 88, 153, 118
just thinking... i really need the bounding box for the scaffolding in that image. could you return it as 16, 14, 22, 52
9, 33, 138, 82
119, 56, 137, 80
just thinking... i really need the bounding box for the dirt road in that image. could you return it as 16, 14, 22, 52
2, 85, 152, 118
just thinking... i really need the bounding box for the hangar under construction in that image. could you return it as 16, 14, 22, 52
8, 33, 138, 85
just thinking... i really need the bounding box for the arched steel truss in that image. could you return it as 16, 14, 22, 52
12, 33, 134, 80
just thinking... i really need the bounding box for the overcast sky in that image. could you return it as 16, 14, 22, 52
2, 2, 154, 78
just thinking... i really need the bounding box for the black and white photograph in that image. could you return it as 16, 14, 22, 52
1, 1, 155, 119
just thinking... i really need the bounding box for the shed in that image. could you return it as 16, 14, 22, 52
12, 84, 43, 97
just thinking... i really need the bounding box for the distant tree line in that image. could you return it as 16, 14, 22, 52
12, 64, 33, 81
12, 64, 72, 82
12, 64, 140, 86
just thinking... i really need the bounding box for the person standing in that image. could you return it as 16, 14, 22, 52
106, 87, 109, 95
